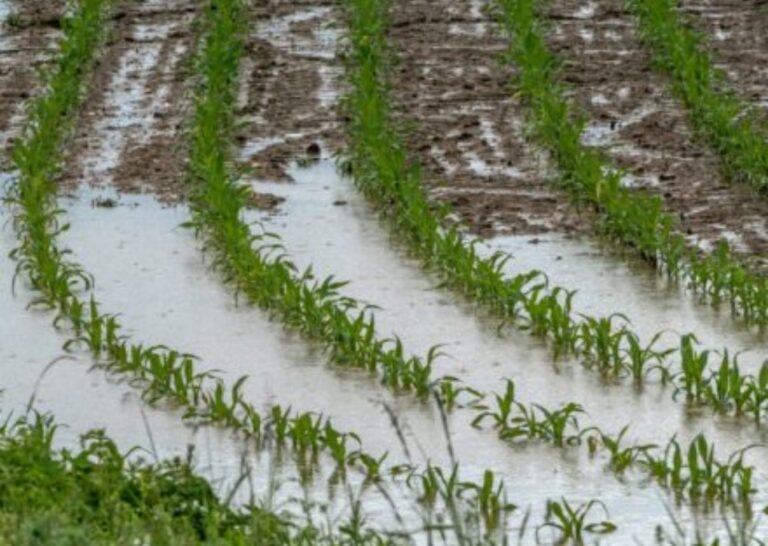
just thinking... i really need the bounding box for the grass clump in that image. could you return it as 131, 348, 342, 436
0, 414, 404, 546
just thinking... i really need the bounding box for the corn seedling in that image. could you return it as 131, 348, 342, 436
492, 0, 768, 335
537, 498, 617, 544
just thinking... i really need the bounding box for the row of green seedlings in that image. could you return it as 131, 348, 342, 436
472, 380, 757, 505
184, 0, 438, 397
0, 3, 607, 540
493, 0, 768, 327
0, 0, 425, 488
337, 0, 768, 427
629, 0, 768, 193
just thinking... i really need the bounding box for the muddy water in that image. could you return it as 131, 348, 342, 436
28, 186, 756, 541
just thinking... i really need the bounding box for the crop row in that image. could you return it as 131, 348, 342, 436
494, 0, 768, 327
337, 0, 768, 437
0, 4, 606, 539
629, 0, 768, 193
184, 0, 439, 397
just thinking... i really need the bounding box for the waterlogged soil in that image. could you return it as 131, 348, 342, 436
0, 0, 62, 153
59, 0, 199, 201
679, 0, 768, 118
387, 0, 591, 238
54, 186, 768, 542
544, 0, 768, 270
238, 0, 344, 187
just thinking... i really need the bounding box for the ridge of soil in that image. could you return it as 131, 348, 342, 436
388, 0, 591, 238
58, 0, 199, 202
545, 0, 768, 269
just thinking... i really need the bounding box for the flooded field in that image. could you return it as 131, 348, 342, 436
3, 0, 768, 544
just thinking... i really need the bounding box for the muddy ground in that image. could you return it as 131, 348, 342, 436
680, 0, 768, 121
544, 0, 768, 269
0, 0, 63, 153
388, 0, 591, 238
237, 0, 344, 193
58, 0, 199, 201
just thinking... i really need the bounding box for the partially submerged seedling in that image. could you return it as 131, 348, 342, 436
537, 498, 617, 543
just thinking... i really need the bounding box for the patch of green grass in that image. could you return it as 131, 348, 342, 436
0, 414, 404, 546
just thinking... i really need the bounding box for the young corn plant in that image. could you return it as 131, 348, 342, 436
493, 0, 768, 331
537, 499, 617, 544
185, 0, 443, 400
628, 0, 768, 195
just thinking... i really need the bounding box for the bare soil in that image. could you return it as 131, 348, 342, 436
0, 1, 62, 152
544, 0, 768, 269
237, 0, 344, 189
679, 0, 768, 123
58, 0, 199, 201
388, 0, 590, 238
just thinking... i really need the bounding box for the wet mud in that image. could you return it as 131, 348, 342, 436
238, 0, 344, 186
679, 0, 768, 118
59, 0, 199, 201
388, 0, 590, 238
544, 0, 768, 270
0, 0, 62, 153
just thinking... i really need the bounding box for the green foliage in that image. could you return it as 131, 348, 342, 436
0, 415, 404, 546
494, 0, 768, 328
